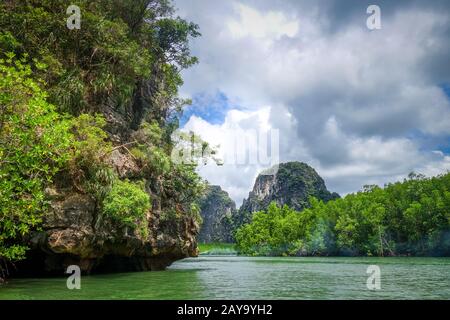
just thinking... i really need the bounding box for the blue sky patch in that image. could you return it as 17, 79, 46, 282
440, 83, 450, 100
407, 129, 450, 155
180, 91, 237, 127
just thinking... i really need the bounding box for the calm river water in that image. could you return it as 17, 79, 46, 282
0, 256, 449, 299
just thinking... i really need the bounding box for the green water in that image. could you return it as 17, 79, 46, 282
0, 256, 449, 299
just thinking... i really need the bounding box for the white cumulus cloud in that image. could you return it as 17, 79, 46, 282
174, 0, 450, 206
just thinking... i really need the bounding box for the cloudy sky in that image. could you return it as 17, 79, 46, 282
173, 0, 450, 206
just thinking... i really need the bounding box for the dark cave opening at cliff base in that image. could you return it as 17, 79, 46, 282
12, 252, 183, 278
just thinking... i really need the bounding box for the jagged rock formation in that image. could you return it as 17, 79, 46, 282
16, 155, 199, 276
12, 94, 202, 276
198, 186, 237, 243
236, 162, 340, 227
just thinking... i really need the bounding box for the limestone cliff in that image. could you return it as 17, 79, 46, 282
17, 150, 199, 276
13, 87, 201, 276
236, 162, 339, 227
0, 0, 203, 278
198, 186, 237, 243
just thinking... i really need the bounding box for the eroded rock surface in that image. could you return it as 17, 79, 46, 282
198, 185, 237, 243
236, 162, 340, 228
18, 152, 199, 276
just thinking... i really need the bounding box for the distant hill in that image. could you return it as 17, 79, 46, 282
198, 185, 238, 243
236, 162, 340, 228
198, 162, 339, 243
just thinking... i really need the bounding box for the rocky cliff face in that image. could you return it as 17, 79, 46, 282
12, 112, 201, 277
198, 186, 237, 243
10, 99, 202, 276
237, 162, 339, 227
0, 1, 203, 279
16, 152, 199, 276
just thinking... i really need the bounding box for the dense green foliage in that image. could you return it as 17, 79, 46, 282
0, 0, 199, 117
102, 180, 151, 237
0, 55, 111, 265
0, 0, 205, 275
0, 56, 73, 262
236, 173, 450, 257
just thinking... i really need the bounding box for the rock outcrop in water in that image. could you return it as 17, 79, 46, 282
16, 152, 199, 276
236, 162, 339, 227
0, 1, 203, 277
198, 185, 237, 243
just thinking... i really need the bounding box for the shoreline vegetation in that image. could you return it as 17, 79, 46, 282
235, 172, 450, 257
198, 243, 237, 256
